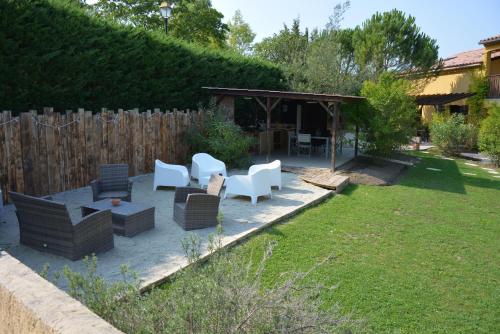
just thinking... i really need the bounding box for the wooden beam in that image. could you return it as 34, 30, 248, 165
254, 97, 267, 111
214, 94, 226, 105
354, 124, 359, 157
266, 97, 272, 162
270, 97, 282, 112
318, 101, 333, 116
331, 102, 340, 173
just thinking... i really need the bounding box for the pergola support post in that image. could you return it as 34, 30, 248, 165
354, 124, 359, 157
331, 102, 340, 173
266, 97, 272, 162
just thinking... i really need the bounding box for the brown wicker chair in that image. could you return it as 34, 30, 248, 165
173, 174, 225, 230
9, 192, 114, 261
91, 164, 132, 202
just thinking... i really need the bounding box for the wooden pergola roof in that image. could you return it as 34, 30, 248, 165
204, 87, 364, 172
202, 87, 365, 103
415, 93, 476, 105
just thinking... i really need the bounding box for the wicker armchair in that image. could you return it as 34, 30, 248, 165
9, 192, 114, 261
91, 164, 132, 202
173, 174, 225, 230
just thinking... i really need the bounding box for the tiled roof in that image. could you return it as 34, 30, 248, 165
441, 48, 500, 70
479, 34, 500, 45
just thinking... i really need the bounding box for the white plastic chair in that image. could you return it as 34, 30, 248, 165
297, 133, 311, 156
153, 159, 190, 190
191, 153, 227, 181
224, 169, 272, 205
248, 160, 282, 190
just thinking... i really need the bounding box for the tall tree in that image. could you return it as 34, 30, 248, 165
91, 0, 228, 48
227, 10, 255, 55
352, 9, 439, 77
254, 18, 310, 89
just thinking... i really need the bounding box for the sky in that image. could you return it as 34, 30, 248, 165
211, 0, 500, 58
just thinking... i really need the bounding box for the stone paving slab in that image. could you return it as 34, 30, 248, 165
0, 171, 331, 290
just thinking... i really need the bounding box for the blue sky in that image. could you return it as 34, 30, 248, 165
211, 0, 500, 58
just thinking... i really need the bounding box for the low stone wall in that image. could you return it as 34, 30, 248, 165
0, 252, 122, 334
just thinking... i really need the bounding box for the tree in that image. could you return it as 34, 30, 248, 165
360, 72, 418, 156
254, 18, 310, 89
91, 0, 228, 48
352, 9, 439, 77
227, 10, 255, 55
300, 2, 365, 95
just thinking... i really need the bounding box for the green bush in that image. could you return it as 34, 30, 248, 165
47, 229, 361, 333
430, 113, 478, 155
188, 105, 255, 168
0, 0, 285, 112
479, 105, 500, 166
360, 72, 418, 156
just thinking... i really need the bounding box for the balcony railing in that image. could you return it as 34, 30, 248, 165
489, 74, 500, 98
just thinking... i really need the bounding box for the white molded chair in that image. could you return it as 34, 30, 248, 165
248, 160, 282, 190
297, 133, 312, 156
191, 153, 227, 180
153, 159, 190, 190
224, 169, 272, 205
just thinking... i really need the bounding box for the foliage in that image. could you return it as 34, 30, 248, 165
467, 75, 490, 125
51, 228, 361, 333
352, 9, 439, 77
479, 104, 500, 165
91, 0, 229, 48
360, 72, 418, 156
430, 113, 478, 155
188, 104, 255, 168
254, 18, 310, 90
0, 0, 284, 112
299, 2, 365, 95
254, 5, 438, 94
227, 10, 256, 55
231, 152, 500, 333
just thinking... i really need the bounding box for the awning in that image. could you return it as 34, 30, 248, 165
415, 93, 476, 105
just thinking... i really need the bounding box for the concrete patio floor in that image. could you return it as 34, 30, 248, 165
0, 171, 331, 290
253, 147, 355, 169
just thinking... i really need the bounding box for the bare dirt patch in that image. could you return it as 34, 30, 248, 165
336, 156, 410, 186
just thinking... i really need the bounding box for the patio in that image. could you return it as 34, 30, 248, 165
0, 169, 331, 291
254, 147, 356, 169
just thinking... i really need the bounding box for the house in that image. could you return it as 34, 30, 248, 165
416, 34, 500, 123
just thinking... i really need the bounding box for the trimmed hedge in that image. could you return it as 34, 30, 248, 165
0, 0, 285, 112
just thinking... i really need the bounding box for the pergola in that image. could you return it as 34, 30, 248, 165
203, 87, 365, 172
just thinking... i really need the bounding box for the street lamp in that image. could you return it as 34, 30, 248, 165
159, 2, 173, 34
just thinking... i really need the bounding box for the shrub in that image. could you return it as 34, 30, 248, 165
479, 105, 500, 166
188, 105, 255, 168
467, 75, 489, 125
49, 229, 362, 333
0, 0, 285, 112
429, 113, 478, 155
360, 72, 418, 156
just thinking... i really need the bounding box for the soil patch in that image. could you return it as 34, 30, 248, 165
336, 156, 409, 186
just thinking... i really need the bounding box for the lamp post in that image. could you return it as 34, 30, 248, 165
159, 2, 173, 34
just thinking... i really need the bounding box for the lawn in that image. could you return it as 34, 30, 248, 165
228, 153, 500, 333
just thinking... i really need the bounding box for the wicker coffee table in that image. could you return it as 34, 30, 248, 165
81, 199, 155, 237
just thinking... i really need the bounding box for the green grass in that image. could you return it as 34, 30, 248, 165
228, 153, 500, 333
